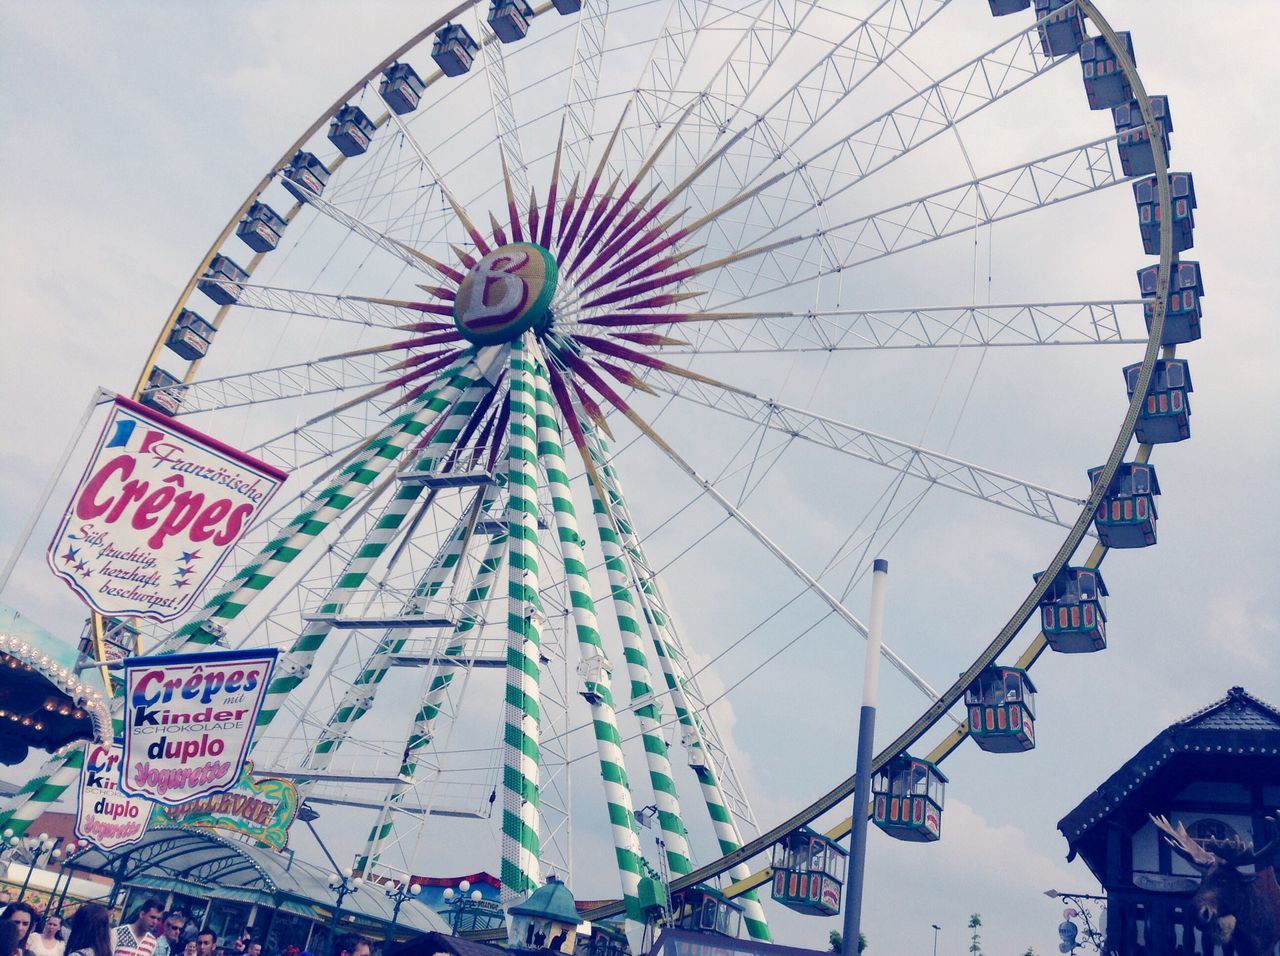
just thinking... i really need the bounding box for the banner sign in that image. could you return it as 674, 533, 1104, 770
121, 648, 278, 805
161, 760, 298, 851
47, 395, 287, 622
75, 740, 153, 850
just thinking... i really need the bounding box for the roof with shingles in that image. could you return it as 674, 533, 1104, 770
1058, 687, 1280, 848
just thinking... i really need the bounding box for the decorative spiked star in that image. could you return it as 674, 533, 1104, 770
334, 108, 762, 473
178, 551, 202, 564
61, 547, 80, 564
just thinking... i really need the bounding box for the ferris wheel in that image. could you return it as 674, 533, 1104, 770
2, 0, 1196, 941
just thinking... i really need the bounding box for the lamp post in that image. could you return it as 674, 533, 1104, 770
384, 880, 421, 945
931, 924, 940, 956
51, 842, 80, 916
17, 833, 60, 901
326, 869, 363, 956
441, 881, 490, 935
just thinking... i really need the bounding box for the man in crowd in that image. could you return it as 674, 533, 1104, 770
334, 935, 370, 956
27, 914, 64, 956
151, 913, 186, 956
245, 942, 261, 956
112, 899, 163, 956
195, 931, 216, 956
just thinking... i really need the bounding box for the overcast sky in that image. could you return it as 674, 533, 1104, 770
2, 2, 1278, 954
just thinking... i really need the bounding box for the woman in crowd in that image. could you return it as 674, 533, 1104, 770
0, 903, 38, 956
63, 904, 111, 956
2, 923, 25, 956
28, 915, 64, 956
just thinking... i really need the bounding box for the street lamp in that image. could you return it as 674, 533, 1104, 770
441, 881, 489, 935
50, 841, 80, 916
931, 924, 940, 956
384, 880, 421, 945
326, 869, 362, 956
18, 833, 60, 901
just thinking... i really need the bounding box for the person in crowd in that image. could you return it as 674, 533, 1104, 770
63, 904, 111, 956
27, 915, 63, 956
333, 935, 370, 956
182, 941, 196, 956
111, 900, 162, 956
0, 894, 10, 911
1, 902, 38, 955
194, 932, 216, 956
244, 943, 260, 956
151, 913, 185, 956
2, 923, 25, 956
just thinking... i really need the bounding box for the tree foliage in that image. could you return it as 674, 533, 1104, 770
968, 913, 983, 956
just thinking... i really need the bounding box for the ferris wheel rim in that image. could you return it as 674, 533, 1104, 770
116, 0, 1184, 922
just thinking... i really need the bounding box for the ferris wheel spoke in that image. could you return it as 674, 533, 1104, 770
645, 370, 1086, 527
280, 172, 467, 276
628, 0, 953, 252
154, 353, 392, 415
659, 300, 1148, 354
628, 9, 1069, 272
700, 135, 1131, 309
204, 281, 430, 329
473, 7, 531, 201
560, 0, 611, 178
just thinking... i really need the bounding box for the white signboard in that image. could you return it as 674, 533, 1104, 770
74, 740, 153, 850
121, 648, 278, 805
47, 395, 287, 622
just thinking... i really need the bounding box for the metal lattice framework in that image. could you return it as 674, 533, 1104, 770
5, 0, 1194, 945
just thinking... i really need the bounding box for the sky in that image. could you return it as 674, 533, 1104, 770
1, 1, 1279, 954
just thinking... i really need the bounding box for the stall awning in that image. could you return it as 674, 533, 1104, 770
67, 826, 448, 935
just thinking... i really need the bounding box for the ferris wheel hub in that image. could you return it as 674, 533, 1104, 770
453, 241, 559, 345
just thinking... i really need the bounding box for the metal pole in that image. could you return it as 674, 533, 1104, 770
54, 852, 80, 916
931, 924, 940, 956
19, 840, 56, 901
841, 558, 888, 955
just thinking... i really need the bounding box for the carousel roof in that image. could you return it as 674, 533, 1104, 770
0, 603, 110, 762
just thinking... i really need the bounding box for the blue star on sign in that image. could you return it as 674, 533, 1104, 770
61, 546, 80, 564
178, 550, 202, 563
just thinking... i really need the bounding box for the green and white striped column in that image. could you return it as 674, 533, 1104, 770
591, 434, 772, 941
169, 354, 477, 657
531, 357, 645, 927
503, 333, 544, 901
301, 383, 493, 764
243, 362, 483, 729
356, 516, 508, 875
398, 498, 505, 760
581, 443, 693, 879
307, 487, 484, 765
0, 747, 84, 835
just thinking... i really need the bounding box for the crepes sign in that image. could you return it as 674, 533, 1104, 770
121, 648, 278, 805
47, 395, 287, 622
74, 740, 152, 850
